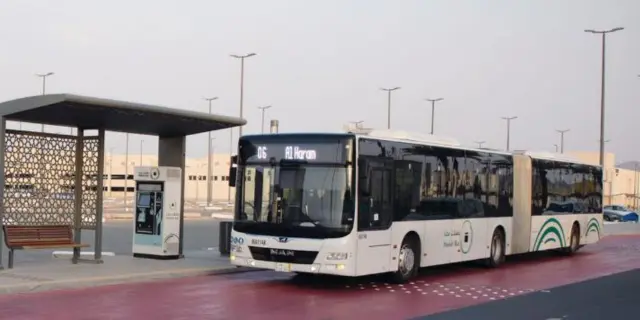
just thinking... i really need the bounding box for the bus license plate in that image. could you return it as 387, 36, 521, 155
275, 263, 291, 272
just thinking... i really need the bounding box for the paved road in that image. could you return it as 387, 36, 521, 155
421, 268, 640, 320
9, 219, 227, 265
0, 235, 638, 319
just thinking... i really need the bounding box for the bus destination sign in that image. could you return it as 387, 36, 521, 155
242, 141, 348, 164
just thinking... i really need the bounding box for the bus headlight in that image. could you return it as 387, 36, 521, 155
326, 252, 348, 260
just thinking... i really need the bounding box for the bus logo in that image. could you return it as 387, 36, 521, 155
270, 249, 294, 256
276, 237, 289, 243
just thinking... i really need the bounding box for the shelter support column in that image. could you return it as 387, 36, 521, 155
158, 135, 186, 258
72, 129, 84, 263
93, 128, 105, 263
0, 117, 6, 269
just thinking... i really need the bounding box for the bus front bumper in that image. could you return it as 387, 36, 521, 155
230, 254, 353, 275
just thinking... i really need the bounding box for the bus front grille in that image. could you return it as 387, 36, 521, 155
248, 246, 318, 265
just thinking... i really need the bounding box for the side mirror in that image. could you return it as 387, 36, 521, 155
228, 167, 237, 187
228, 155, 238, 187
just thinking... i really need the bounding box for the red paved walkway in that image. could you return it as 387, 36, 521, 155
1, 235, 639, 320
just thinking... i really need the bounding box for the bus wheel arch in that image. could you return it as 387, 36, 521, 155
485, 226, 506, 268
391, 231, 421, 283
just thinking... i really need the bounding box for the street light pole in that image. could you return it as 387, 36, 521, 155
108, 147, 115, 198
124, 133, 129, 209
209, 137, 216, 205
554, 144, 559, 152
230, 53, 256, 205
425, 98, 443, 134
555, 129, 570, 153
257, 105, 272, 134
36, 72, 55, 132
230, 53, 257, 142
501, 116, 518, 151
380, 87, 401, 129
474, 140, 485, 148
585, 27, 624, 166
204, 97, 218, 206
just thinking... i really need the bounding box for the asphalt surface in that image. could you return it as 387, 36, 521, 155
8, 219, 226, 264
419, 268, 640, 320
2, 235, 639, 319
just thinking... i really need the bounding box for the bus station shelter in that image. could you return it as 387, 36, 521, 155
0, 94, 245, 269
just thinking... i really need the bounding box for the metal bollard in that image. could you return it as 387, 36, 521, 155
219, 221, 233, 255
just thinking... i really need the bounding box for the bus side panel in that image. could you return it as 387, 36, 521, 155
422, 220, 460, 267
511, 154, 532, 254
531, 214, 580, 251
582, 213, 603, 245
455, 218, 488, 262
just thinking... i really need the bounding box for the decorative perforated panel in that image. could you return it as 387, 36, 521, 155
2, 130, 99, 229
81, 137, 99, 229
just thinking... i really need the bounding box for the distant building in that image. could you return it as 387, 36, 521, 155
104, 153, 236, 202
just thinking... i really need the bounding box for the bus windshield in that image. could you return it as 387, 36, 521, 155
233, 135, 355, 238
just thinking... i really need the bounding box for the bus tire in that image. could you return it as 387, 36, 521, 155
485, 228, 505, 268
391, 235, 419, 283
564, 223, 580, 255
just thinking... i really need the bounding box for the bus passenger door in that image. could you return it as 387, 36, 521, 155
356, 158, 393, 276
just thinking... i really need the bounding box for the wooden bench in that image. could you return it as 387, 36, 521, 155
3, 225, 90, 268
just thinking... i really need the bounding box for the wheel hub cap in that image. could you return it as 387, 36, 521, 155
399, 245, 415, 275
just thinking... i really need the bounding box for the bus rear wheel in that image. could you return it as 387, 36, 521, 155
390, 236, 419, 283
564, 224, 580, 255
485, 228, 505, 268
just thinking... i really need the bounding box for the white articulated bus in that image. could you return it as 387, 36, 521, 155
227, 130, 603, 282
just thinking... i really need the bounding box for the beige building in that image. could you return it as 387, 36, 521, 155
105, 153, 236, 202
568, 151, 639, 209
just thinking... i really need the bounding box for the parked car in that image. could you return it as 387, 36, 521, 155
603, 205, 639, 222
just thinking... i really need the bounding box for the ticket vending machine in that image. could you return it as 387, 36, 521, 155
132, 166, 182, 259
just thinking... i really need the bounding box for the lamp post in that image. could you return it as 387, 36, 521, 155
380, 87, 401, 129
124, 133, 129, 208
501, 116, 518, 151
555, 129, 570, 153
230, 53, 257, 142
204, 96, 218, 205
584, 27, 624, 166
35, 72, 54, 132
108, 147, 115, 198
257, 105, 272, 134
425, 98, 444, 134
209, 137, 216, 205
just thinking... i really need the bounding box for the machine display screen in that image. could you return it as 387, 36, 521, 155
138, 194, 151, 207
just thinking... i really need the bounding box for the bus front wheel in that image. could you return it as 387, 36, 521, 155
391, 235, 419, 283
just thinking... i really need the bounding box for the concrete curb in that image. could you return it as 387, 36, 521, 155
0, 265, 260, 295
